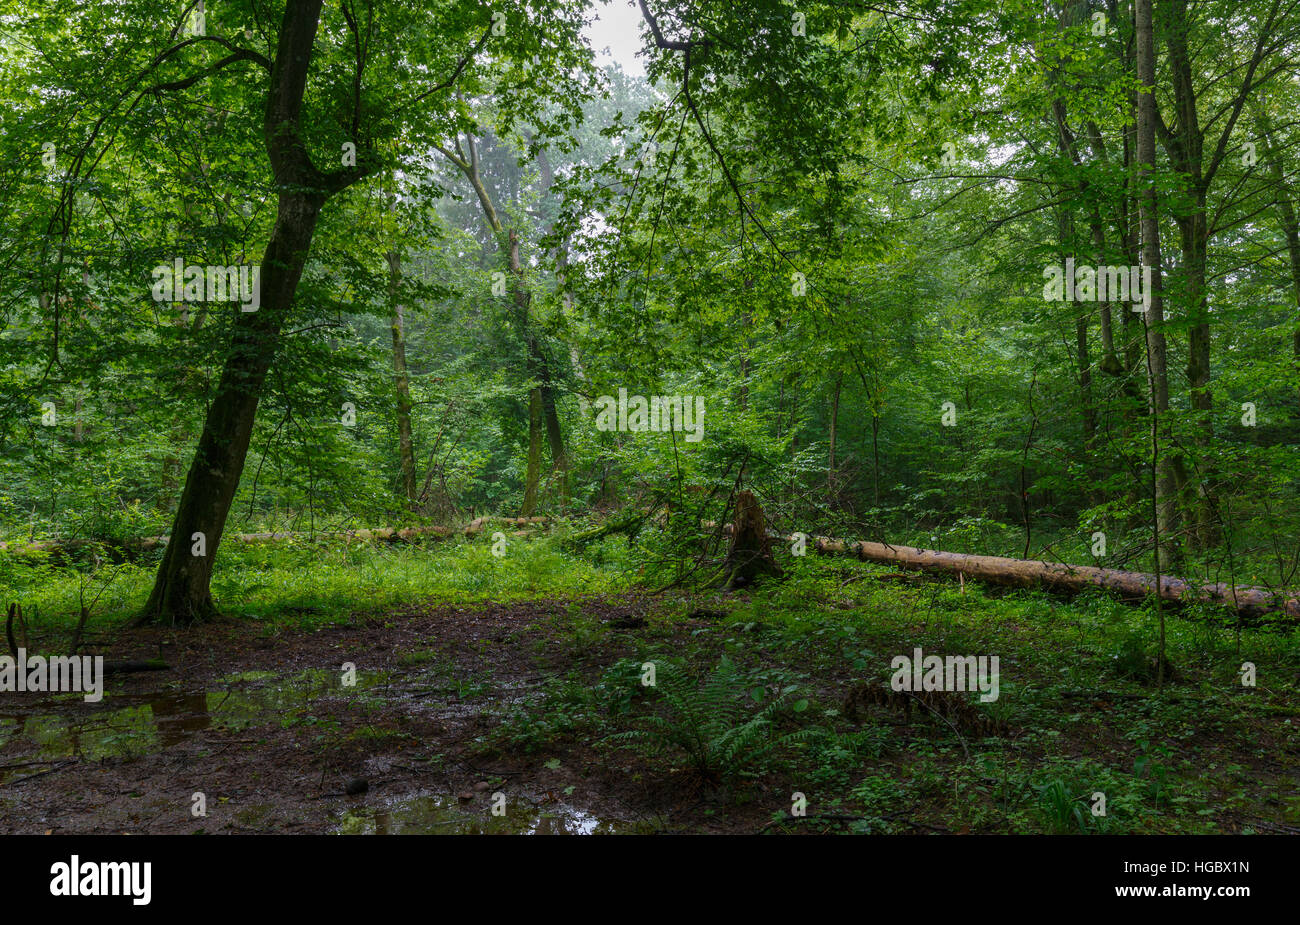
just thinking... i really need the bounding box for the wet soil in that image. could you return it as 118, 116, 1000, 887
2, 591, 1296, 835
0, 595, 766, 834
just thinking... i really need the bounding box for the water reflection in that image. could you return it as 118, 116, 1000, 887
336, 794, 625, 835
0, 668, 387, 765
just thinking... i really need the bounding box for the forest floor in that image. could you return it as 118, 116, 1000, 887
1, 544, 1299, 835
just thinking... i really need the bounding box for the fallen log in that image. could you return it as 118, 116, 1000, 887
561, 509, 648, 549
700, 516, 1298, 618
0, 524, 460, 559
0, 517, 563, 559
809, 538, 1300, 620
463, 516, 549, 536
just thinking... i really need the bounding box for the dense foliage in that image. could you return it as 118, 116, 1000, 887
0, 0, 1296, 601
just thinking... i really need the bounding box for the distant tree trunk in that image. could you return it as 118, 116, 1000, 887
828, 370, 841, 500
1136, 0, 1180, 575
1259, 117, 1300, 413
737, 310, 752, 410
848, 348, 882, 507
1078, 120, 1124, 373
1117, 38, 1146, 398
440, 138, 567, 513
871, 412, 881, 508
533, 336, 569, 505
1092, 215, 1122, 375
1178, 205, 1218, 548
522, 387, 543, 516
786, 385, 799, 505
509, 229, 544, 516
1280, 196, 1300, 414
1077, 311, 1096, 449
387, 250, 418, 507
1274, 183, 1300, 414
532, 141, 571, 504
1048, 96, 1097, 453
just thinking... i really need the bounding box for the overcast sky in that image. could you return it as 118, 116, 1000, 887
584, 0, 646, 77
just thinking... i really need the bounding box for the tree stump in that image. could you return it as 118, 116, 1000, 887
722, 491, 783, 589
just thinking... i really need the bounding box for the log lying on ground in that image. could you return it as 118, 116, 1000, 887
463, 516, 549, 536
0, 524, 466, 559
702, 513, 1297, 618
0, 517, 564, 559
810, 538, 1300, 620
236, 526, 455, 544
561, 508, 647, 549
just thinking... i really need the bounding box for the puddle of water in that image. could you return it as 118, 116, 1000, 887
335, 794, 627, 834
0, 667, 391, 767
1, 668, 637, 834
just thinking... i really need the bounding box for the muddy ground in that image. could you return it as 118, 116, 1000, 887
2, 589, 1297, 835
0, 594, 785, 834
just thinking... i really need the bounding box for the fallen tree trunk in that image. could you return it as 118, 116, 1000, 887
0, 526, 450, 557
810, 538, 1300, 620
699, 519, 1299, 619
463, 516, 549, 536
0, 520, 559, 559
561, 509, 647, 550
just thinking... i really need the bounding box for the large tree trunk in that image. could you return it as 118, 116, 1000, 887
387, 250, 418, 506
139, 196, 324, 624
1118, 54, 1145, 389
138, 0, 344, 625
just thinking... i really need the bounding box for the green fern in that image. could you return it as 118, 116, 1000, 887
608, 657, 821, 782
